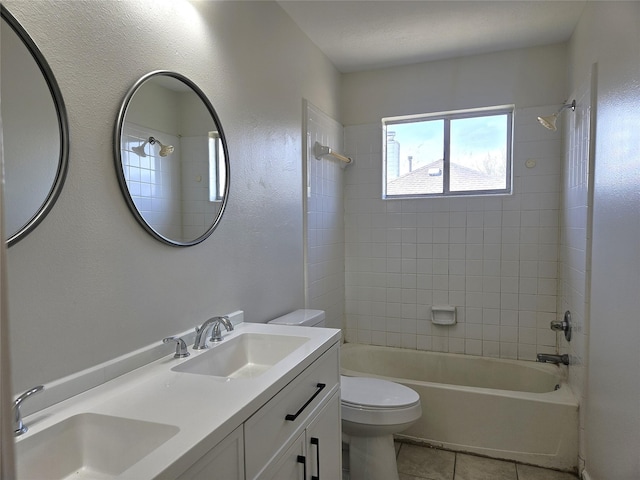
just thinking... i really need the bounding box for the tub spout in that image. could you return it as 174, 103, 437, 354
536, 353, 570, 366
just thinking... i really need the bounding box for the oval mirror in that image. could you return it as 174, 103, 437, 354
115, 71, 230, 247
1, 6, 69, 246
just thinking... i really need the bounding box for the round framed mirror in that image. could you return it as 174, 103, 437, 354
1, 6, 69, 247
114, 71, 230, 247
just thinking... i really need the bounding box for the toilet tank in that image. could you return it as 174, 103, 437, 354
268, 309, 326, 327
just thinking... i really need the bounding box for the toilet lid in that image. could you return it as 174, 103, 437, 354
341, 375, 420, 409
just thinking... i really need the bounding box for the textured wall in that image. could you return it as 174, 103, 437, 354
568, 3, 640, 479
341, 44, 569, 126
4, 0, 340, 393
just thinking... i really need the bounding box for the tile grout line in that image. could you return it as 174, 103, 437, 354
394, 442, 579, 480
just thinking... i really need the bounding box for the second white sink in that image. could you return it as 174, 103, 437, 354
172, 332, 310, 379
15, 413, 179, 479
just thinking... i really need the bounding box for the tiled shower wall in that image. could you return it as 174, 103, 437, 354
304, 101, 345, 329
559, 70, 594, 470
343, 105, 563, 360
123, 125, 215, 243
122, 123, 182, 239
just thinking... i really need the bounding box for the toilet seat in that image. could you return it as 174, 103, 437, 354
341, 375, 419, 408
341, 375, 421, 426
268, 311, 422, 480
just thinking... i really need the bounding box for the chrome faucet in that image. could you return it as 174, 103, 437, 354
163, 336, 190, 358
14, 385, 44, 436
536, 353, 570, 366
210, 315, 233, 343
194, 316, 233, 349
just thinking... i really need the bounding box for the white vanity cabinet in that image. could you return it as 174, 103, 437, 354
244, 344, 340, 480
14, 322, 342, 480
176, 426, 244, 480
260, 431, 306, 480
305, 392, 341, 480
257, 392, 340, 480
176, 342, 340, 480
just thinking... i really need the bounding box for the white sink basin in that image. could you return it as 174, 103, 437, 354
15, 413, 179, 479
172, 332, 310, 379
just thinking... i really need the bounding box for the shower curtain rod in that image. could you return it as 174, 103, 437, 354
313, 141, 353, 166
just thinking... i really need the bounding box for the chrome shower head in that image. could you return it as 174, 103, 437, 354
537, 100, 576, 131
537, 114, 559, 131
149, 136, 174, 157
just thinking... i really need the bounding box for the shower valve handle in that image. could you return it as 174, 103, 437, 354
550, 311, 572, 342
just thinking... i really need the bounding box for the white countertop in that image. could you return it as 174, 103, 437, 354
16, 322, 341, 479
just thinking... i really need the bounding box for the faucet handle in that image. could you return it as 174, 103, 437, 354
550, 310, 572, 342
163, 336, 190, 358
14, 385, 44, 436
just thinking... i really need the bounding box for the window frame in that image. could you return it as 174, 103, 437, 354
382, 105, 514, 199
208, 131, 226, 203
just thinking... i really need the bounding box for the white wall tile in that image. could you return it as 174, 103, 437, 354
305, 102, 345, 329
558, 75, 593, 465
344, 106, 562, 356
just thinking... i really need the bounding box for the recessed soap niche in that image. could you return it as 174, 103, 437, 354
431, 305, 456, 326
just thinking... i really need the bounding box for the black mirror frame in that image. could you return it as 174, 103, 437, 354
114, 70, 230, 247
2, 5, 70, 247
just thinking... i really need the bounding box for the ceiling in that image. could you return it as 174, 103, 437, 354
278, 0, 586, 73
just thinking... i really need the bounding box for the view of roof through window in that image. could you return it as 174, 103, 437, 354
384, 109, 512, 198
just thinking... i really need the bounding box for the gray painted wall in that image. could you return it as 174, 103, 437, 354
569, 3, 640, 478
4, 0, 340, 393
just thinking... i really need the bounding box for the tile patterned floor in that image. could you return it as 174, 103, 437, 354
343, 442, 579, 480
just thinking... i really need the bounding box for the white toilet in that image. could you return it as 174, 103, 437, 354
268, 309, 422, 480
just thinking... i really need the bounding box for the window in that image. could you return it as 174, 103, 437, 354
208, 131, 226, 202
383, 106, 513, 198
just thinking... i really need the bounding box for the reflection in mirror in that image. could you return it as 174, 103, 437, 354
115, 72, 229, 247
1, 6, 69, 246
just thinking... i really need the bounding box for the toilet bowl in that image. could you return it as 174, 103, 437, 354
341, 375, 421, 480
268, 310, 422, 480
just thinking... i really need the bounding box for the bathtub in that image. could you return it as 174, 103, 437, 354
340, 343, 578, 471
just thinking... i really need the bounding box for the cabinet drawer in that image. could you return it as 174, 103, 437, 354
244, 344, 339, 480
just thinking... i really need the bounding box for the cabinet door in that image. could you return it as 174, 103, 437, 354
306, 392, 341, 480
244, 345, 339, 480
176, 426, 244, 480
260, 432, 306, 480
